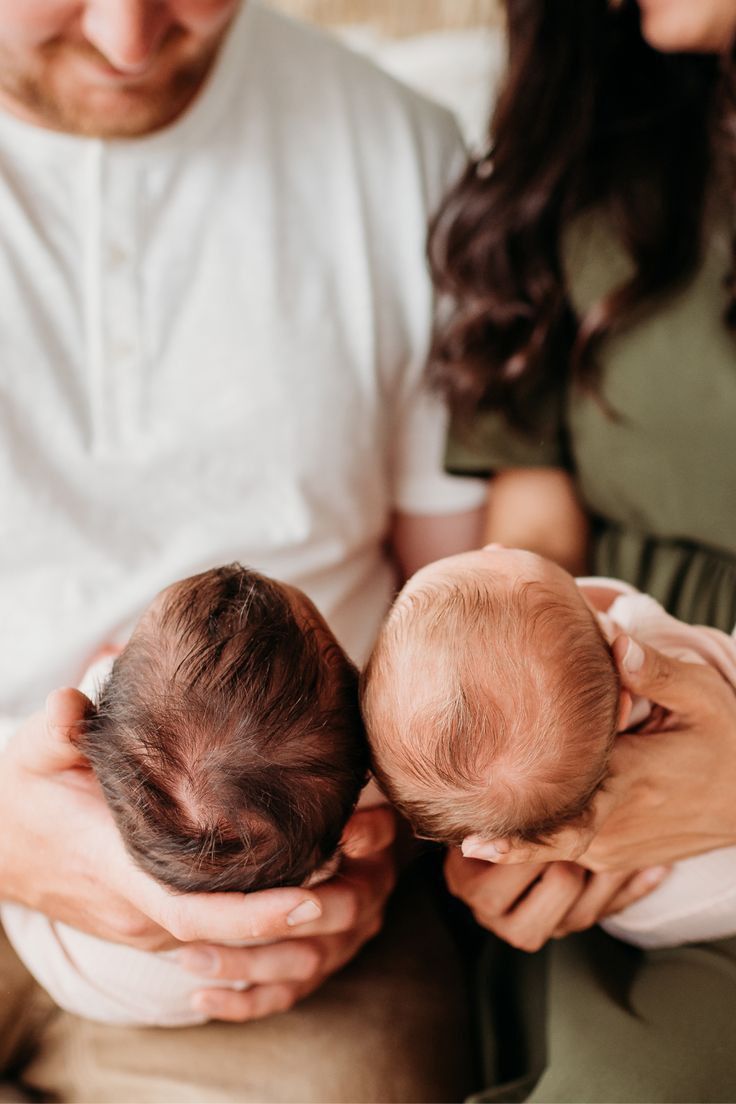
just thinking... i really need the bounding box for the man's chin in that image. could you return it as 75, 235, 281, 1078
0, 40, 223, 138
41, 89, 194, 138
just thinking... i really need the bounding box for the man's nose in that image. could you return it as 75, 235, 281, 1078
81, 1, 174, 72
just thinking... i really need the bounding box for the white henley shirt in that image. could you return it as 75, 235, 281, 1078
0, 0, 484, 739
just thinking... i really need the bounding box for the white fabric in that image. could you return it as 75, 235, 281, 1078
336, 25, 504, 150
0, 1, 484, 1025
579, 579, 736, 950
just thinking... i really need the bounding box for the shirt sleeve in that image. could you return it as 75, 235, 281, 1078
389, 103, 488, 517
392, 387, 488, 515
445, 387, 569, 477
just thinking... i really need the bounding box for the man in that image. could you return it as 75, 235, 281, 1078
0, 1, 485, 1100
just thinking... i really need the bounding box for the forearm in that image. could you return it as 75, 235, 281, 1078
391, 502, 487, 582
485, 467, 590, 576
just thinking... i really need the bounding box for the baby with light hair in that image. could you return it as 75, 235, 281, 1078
362, 546, 736, 948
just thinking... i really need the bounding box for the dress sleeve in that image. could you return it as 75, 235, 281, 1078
445, 385, 569, 476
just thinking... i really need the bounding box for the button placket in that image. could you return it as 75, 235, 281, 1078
83, 141, 143, 457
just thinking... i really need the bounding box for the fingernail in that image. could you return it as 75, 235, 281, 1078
191, 992, 217, 1014
461, 837, 503, 861
287, 899, 321, 926
643, 865, 668, 887
175, 947, 218, 975
623, 638, 645, 674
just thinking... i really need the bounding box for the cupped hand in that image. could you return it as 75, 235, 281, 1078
1, 690, 398, 1022
460, 635, 736, 872
0, 689, 341, 953
444, 849, 667, 952
175, 806, 398, 1021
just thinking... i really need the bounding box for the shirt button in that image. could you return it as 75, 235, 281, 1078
112, 339, 135, 359
107, 243, 128, 267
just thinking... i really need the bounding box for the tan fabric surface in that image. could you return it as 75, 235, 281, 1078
271, 0, 502, 36
1, 864, 473, 1103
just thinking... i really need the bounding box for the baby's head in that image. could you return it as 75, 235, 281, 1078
80, 564, 368, 893
362, 548, 627, 850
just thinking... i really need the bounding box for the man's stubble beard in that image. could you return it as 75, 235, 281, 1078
0, 28, 228, 138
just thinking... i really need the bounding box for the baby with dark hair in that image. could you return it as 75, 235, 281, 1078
363, 546, 736, 949
1, 564, 369, 1026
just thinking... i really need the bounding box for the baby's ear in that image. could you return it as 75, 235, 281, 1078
41, 688, 93, 773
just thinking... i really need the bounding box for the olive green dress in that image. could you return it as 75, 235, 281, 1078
447, 210, 736, 1102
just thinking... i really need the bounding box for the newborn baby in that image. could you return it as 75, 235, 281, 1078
362, 547, 736, 949
2, 564, 368, 1026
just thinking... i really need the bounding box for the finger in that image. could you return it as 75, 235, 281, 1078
176, 939, 325, 984
192, 982, 299, 1023
462, 825, 593, 867
552, 869, 633, 936
340, 806, 397, 859
493, 864, 586, 952
445, 850, 546, 919
286, 850, 396, 937
613, 634, 725, 717
141, 881, 325, 945
601, 865, 670, 917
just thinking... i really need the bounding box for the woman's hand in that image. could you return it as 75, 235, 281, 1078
462, 636, 736, 872
582, 635, 736, 869
444, 850, 667, 952
1, 690, 397, 1020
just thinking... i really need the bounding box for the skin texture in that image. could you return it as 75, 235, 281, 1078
0, 0, 240, 136
635, 0, 736, 53
483, 469, 589, 577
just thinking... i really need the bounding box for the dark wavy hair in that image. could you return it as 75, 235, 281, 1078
429, 0, 735, 427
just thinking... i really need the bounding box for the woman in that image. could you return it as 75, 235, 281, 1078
430, 1, 736, 1099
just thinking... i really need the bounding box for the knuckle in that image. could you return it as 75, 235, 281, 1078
115, 911, 153, 944
296, 943, 323, 981
339, 891, 361, 932
471, 908, 501, 935
518, 931, 545, 953
365, 913, 384, 941
166, 913, 193, 943
506, 927, 543, 953
275, 987, 299, 1014
550, 864, 584, 892
567, 910, 595, 932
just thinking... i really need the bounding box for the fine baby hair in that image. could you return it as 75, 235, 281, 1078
79, 564, 369, 894
362, 550, 621, 847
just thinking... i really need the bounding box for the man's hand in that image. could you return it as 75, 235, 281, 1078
1, 690, 397, 1021
444, 850, 667, 952
176, 807, 397, 1021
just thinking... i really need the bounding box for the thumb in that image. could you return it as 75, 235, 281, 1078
30, 688, 93, 774
612, 634, 715, 717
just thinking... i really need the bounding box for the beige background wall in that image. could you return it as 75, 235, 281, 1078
268, 0, 505, 149
271, 0, 502, 36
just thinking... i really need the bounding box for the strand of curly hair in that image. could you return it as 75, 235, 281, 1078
429, 0, 732, 430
